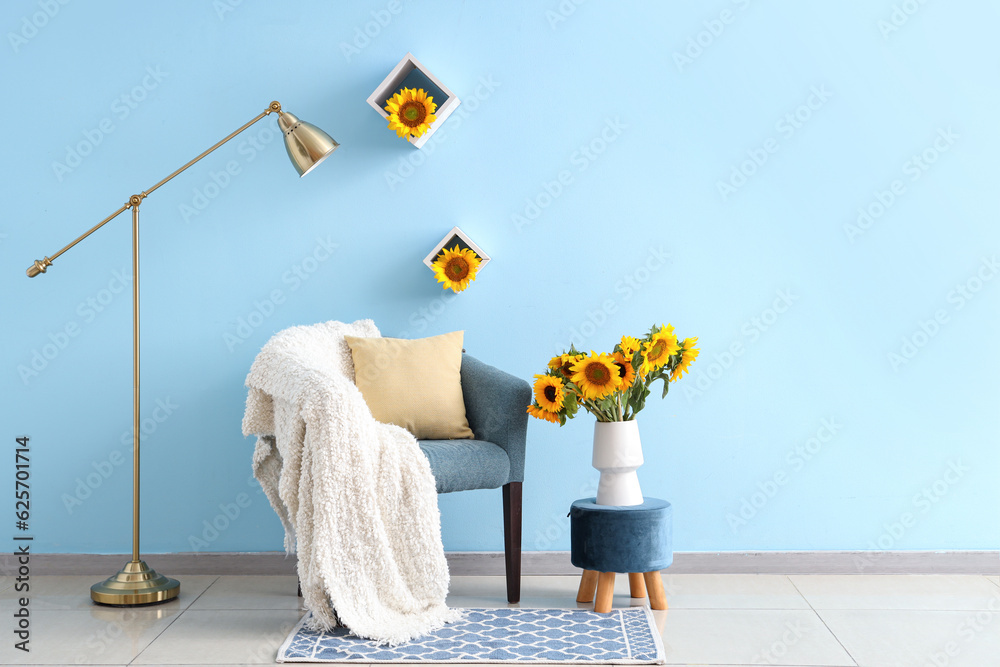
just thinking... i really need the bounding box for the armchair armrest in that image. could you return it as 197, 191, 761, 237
460, 354, 531, 483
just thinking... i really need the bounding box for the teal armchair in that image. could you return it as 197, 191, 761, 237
296, 354, 531, 604
418, 354, 531, 603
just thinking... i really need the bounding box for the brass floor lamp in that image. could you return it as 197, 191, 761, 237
26, 100, 338, 606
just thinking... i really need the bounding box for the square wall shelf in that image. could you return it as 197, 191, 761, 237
423, 227, 490, 271
367, 53, 461, 149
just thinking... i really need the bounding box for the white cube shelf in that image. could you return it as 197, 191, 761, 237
423, 227, 490, 272
367, 52, 461, 149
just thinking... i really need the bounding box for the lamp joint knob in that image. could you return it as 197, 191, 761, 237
26, 257, 52, 278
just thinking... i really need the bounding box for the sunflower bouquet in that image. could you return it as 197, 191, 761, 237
527, 324, 699, 425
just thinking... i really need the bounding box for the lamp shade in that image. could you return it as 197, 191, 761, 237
277, 111, 339, 177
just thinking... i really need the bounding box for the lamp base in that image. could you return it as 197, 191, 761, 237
90, 560, 180, 606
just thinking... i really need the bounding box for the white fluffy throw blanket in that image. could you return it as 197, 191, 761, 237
242, 319, 462, 644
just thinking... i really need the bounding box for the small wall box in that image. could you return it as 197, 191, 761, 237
367, 53, 461, 149
423, 227, 490, 271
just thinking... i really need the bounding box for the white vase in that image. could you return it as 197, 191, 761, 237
592, 419, 644, 506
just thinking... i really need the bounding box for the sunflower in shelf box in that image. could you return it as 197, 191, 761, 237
385, 87, 438, 140
432, 245, 481, 293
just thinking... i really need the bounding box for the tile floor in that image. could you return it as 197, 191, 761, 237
2, 573, 998, 665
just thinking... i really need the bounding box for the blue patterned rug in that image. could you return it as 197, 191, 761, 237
277, 607, 665, 663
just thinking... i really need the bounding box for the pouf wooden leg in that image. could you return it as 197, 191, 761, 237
643, 570, 668, 610
577, 570, 599, 603
594, 572, 616, 613
628, 572, 647, 599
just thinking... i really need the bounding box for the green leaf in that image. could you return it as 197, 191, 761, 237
632, 385, 649, 415
563, 392, 579, 420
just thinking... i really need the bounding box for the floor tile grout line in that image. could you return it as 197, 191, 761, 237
786, 575, 860, 667
21, 575, 999, 666
126, 574, 219, 666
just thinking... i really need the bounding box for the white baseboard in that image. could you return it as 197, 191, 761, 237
5, 550, 998, 576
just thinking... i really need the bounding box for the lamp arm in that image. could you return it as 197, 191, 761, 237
26, 101, 284, 278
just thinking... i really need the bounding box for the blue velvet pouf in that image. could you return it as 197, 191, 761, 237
570, 497, 673, 574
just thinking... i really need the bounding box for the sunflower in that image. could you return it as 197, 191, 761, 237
670, 337, 700, 381
533, 374, 565, 412
640, 324, 680, 377
619, 336, 641, 357
385, 87, 438, 139
548, 353, 583, 379
612, 351, 636, 390
527, 403, 559, 423
432, 245, 481, 292
570, 352, 623, 400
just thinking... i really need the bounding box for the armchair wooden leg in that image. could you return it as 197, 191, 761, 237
502, 482, 522, 603
297, 578, 302, 597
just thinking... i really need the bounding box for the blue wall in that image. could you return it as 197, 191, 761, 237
4, 1, 998, 555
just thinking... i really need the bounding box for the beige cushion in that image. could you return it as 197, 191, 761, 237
344, 331, 474, 440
